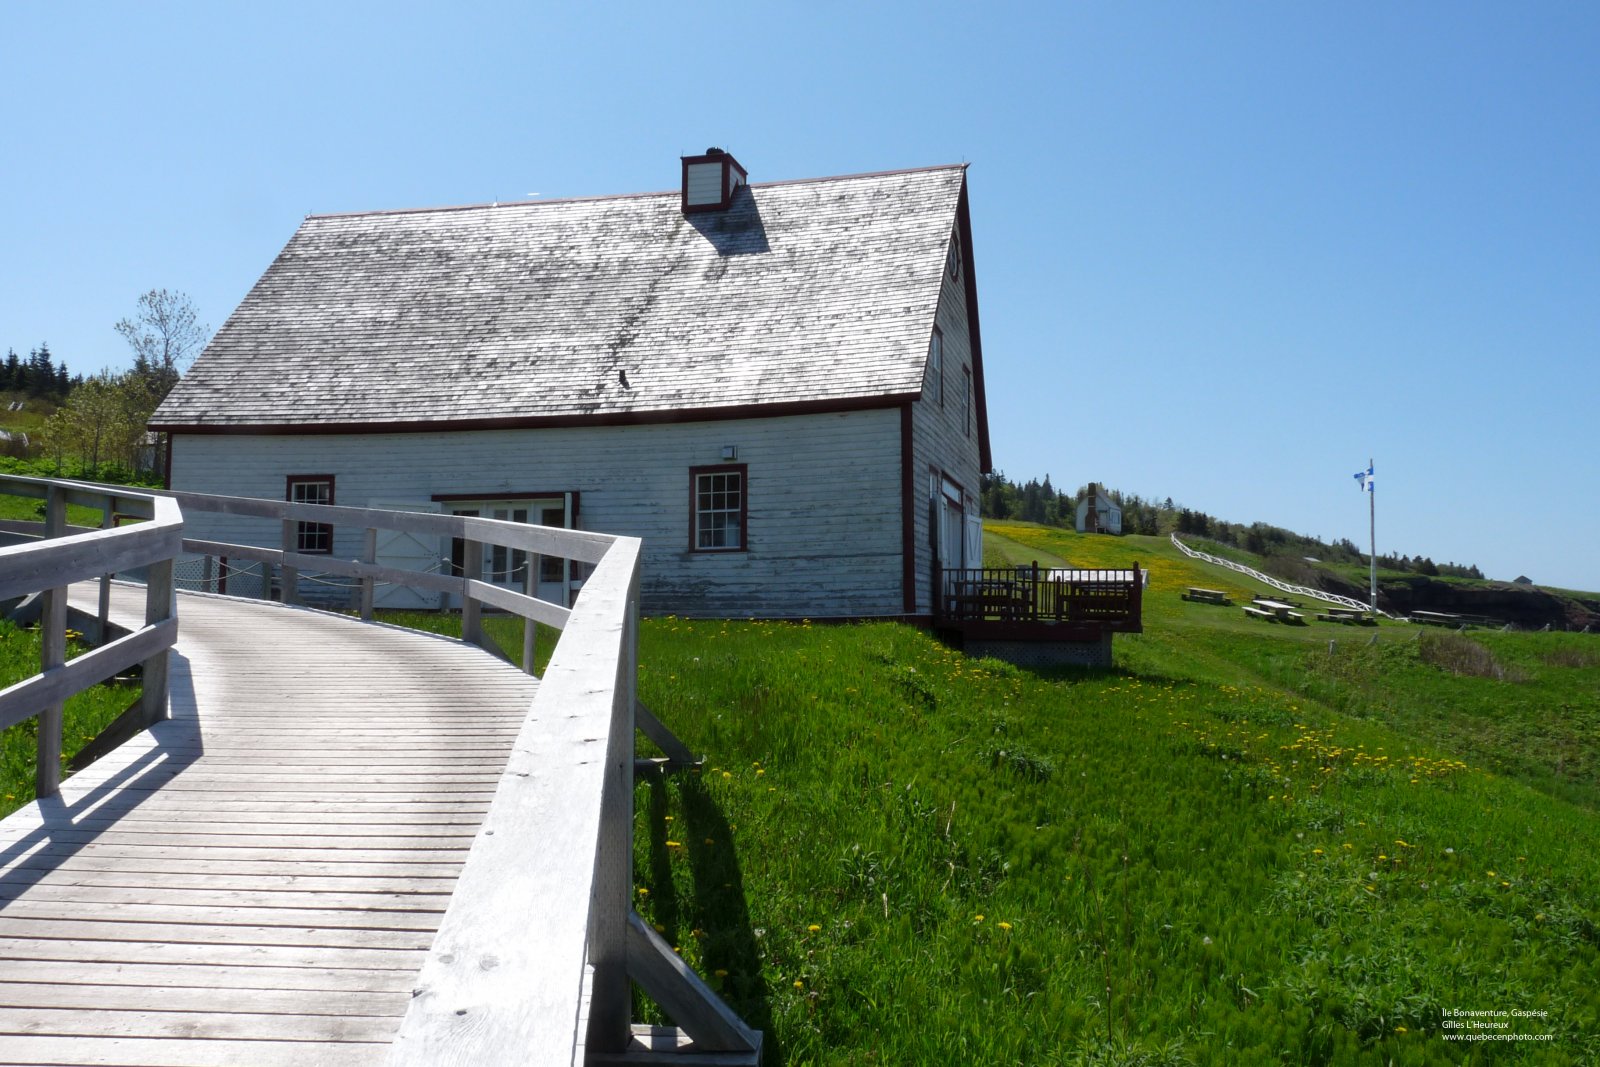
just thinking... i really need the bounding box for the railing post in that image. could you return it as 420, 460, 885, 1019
586, 568, 639, 1054
97, 499, 114, 645
360, 527, 377, 621
461, 540, 484, 648
139, 557, 175, 728
522, 552, 537, 675
36, 486, 68, 798
1132, 562, 1143, 630
280, 519, 300, 605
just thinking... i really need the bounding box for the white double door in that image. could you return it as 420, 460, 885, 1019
371, 496, 574, 610
448, 498, 574, 608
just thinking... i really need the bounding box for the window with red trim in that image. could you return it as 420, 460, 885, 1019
286, 475, 334, 554
691, 465, 746, 552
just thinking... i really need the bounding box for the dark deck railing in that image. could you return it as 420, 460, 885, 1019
935, 562, 1143, 636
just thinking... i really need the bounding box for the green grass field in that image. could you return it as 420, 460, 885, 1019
629, 525, 1600, 1064
4, 524, 1596, 1063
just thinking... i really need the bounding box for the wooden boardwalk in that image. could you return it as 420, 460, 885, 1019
0, 584, 538, 1066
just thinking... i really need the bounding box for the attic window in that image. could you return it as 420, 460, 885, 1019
682, 148, 748, 214
947, 232, 963, 280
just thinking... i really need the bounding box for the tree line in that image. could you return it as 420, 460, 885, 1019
981, 470, 1483, 580
1, 344, 80, 400
2, 290, 208, 479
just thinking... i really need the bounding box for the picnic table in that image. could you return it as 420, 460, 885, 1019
1183, 587, 1233, 605
1316, 607, 1377, 626
1248, 598, 1307, 624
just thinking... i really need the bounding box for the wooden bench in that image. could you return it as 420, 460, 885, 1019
1243, 605, 1276, 621
1183, 587, 1232, 605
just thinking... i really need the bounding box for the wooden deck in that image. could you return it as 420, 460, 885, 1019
0, 583, 537, 1066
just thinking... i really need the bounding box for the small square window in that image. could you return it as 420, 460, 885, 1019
691, 465, 747, 552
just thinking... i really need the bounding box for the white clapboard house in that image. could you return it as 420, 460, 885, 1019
152, 150, 990, 618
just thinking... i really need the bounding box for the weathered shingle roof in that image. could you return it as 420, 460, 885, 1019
154, 165, 968, 430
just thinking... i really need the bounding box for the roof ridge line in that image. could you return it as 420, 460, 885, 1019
305, 162, 968, 221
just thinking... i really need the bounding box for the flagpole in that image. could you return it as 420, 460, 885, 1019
1368, 456, 1377, 612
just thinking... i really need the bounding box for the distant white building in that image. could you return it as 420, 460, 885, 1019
1075, 483, 1122, 535
153, 150, 991, 619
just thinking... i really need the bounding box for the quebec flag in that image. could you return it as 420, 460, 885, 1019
1354, 466, 1374, 491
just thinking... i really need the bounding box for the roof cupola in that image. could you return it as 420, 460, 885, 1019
681, 147, 747, 214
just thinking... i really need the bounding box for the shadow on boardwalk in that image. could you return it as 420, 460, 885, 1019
0, 653, 203, 899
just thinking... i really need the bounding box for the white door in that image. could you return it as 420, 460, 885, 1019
965, 512, 983, 571
446, 496, 574, 609
939, 478, 966, 572
371, 501, 443, 609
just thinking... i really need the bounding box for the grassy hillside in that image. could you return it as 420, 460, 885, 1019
633, 525, 1600, 1064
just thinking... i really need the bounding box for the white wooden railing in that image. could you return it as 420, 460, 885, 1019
0, 478, 756, 1064
0, 475, 180, 798
1170, 533, 1392, 618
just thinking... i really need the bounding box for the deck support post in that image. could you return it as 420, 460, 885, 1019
613, 910, 762, 1062
359, 527, 377, 621
635, 701, 699, 771
36, 486, 68, 799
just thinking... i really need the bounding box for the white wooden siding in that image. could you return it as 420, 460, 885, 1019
170, 410, 904, 619
910, 236, 984, 614
685, 163, 723, 206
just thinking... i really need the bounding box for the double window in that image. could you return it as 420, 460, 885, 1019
691, 465, 746, 552
286, 475, 334, 555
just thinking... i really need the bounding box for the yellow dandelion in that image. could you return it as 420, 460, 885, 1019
973, 914, 985, 923
998, 921, 1012, 931
714, 969, 729, 978
807, 924, 821, 933
793, 979, 804, 990
637, 887, 649, 897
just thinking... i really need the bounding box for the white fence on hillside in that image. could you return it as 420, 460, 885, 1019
1170, 533, 1393, 618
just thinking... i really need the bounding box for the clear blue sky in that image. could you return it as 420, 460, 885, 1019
5, 2, 1597, 591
